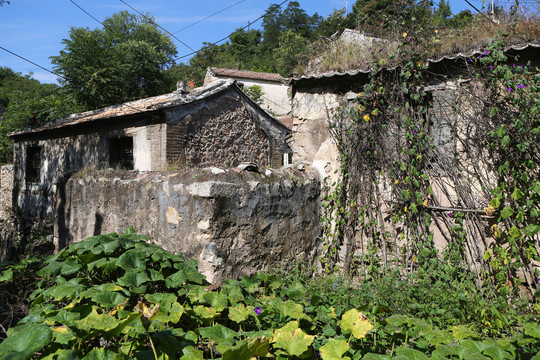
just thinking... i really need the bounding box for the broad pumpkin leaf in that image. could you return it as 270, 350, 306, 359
117, 249, 146, 271
483, 345, 513, 360
201, 291, 228, 311
192, 305, 220, 321
274, 300, 306, 320
229, 304, 252, 323
180, 346, 204, 360
117, 270, 150, 289
165, 269, 187, 288
198, 324, 238, 344
425, 330, 454, 345
319, 339, 350, 360
91, 291, 127, 308
0, 323, 52, 359
73, 307, 122, 332
395, 347, 429, 360
272, 320, 314, 357
361, 354, 391, 359
341, 309, 374, 339
285, 281, 306, 299
81, 348, 119, 359
222, 337, 271, 360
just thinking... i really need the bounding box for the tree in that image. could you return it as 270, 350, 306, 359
229, 29, 262, 69
51, 11, 177, 110
274, 30, 309, 76
349, 0, 432, 32
435, 0, 452, 19
317, 9, 353, 38
0, 67, 79, 163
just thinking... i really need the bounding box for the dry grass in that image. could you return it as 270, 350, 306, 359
300, 16, 540, 76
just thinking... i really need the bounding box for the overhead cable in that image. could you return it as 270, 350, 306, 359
118, 0, 195, 52
173, 0, 246, 34
174, 0, 290, 61
0, 46, 64, 80
70, 0, 104, 26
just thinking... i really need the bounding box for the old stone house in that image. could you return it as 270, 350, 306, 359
204, 67, 291, 116
287, 41, 540, 282
9, 80, 292, 222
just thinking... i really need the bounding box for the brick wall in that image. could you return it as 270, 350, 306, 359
0, 164, 13, 220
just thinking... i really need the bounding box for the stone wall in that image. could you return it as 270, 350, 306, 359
62, 168, 321, 283
0, 164, 13, 220
167, 97, 271, 168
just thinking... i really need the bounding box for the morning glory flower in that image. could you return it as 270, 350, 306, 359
254, 307, 261, 315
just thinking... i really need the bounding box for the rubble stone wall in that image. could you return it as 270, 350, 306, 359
62, 168, 321, 283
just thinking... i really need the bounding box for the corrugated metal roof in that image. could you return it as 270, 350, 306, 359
286, 42, 540, 84
209, 67, 283, 82
10, 80, 237, 137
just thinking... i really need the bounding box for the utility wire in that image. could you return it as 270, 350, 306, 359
118, 0, 195, 52
173, 0, 246, 34
0, 46, 64, 80
70, 0, 104, 26
174, 0, 290, 61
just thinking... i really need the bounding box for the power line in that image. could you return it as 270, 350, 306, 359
173, 0, 246, 34
118, 0, 195, 52
0, 46, 64, 80
70, 0, 103, 26
174, 0, 290, 61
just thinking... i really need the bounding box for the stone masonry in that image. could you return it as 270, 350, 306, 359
0, 164, 13, 220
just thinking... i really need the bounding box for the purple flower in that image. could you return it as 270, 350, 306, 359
379, 49, 383, 52
488, 66, 493, 69
537, 278, 540, 284
512, 63, 516, 67
478, 55, 482, 59
413, 130, 418, 135
517, 84, 526, 89
520, 65, 524, 68
507, 87, 512, 92
484, 50, 489, 54
448, 211, 454, 217
467, 58, 472, 62
254, 307, 261, 315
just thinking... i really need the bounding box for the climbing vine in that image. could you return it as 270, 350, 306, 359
322, 9, 539, 295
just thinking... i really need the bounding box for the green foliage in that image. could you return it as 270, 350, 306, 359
51, 11, 177, 110
1, 230, 539, 359
0, 67, 79, 163
243, 85, 264, 106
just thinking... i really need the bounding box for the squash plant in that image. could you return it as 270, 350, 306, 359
1, 229, 539, 359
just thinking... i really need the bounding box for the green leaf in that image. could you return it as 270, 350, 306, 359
509, 226, 521, 239
341, 309, 373, 339
523, 224, 540, 237
0, 323, 52, 359
117, 249, 146, 271
282, 300, 306, 320
500, 206, 514, 220
229, 304, 251, 323
482, 345, 512, 360
202, 291, 229, 312
319, 339, 350, 360
180, 346, 204, 360
272, 321, 314, 357
165, 269, 187, 288
285, 280, 306, 299
73, 307, 121, 332
82, 348, 119, 360
198, 324, 238, 344
91, 291, 127, 308
192, 305, 220, 321
425, 330, 454, 345
511, 188, 524, 201
0, 268, 13, 282
222, 337, 271, 360
395, 347, 429, 360
117, 270, 150, 290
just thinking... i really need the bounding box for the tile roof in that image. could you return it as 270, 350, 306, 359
286, 42, 540, 85
208, 67, 283, 83
10, 80, 237, 137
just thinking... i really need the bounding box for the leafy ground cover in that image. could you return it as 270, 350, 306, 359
0, 229, 538, 359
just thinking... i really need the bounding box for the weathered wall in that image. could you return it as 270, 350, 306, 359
0, 164, 13, 220
62, 168, 321, 283
205, 74, 291, 116
166, 96, 272, 168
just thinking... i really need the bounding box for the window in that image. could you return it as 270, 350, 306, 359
109, 137, 134, 170
26, 146, 42, 183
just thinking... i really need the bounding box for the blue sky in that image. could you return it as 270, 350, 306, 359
0, 0, 476, 84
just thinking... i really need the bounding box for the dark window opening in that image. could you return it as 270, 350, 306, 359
26, 146, 42, 183
109, 137, 134, 170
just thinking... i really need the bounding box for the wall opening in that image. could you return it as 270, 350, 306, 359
25, 146, 42, 184
109, 137, 134, 170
